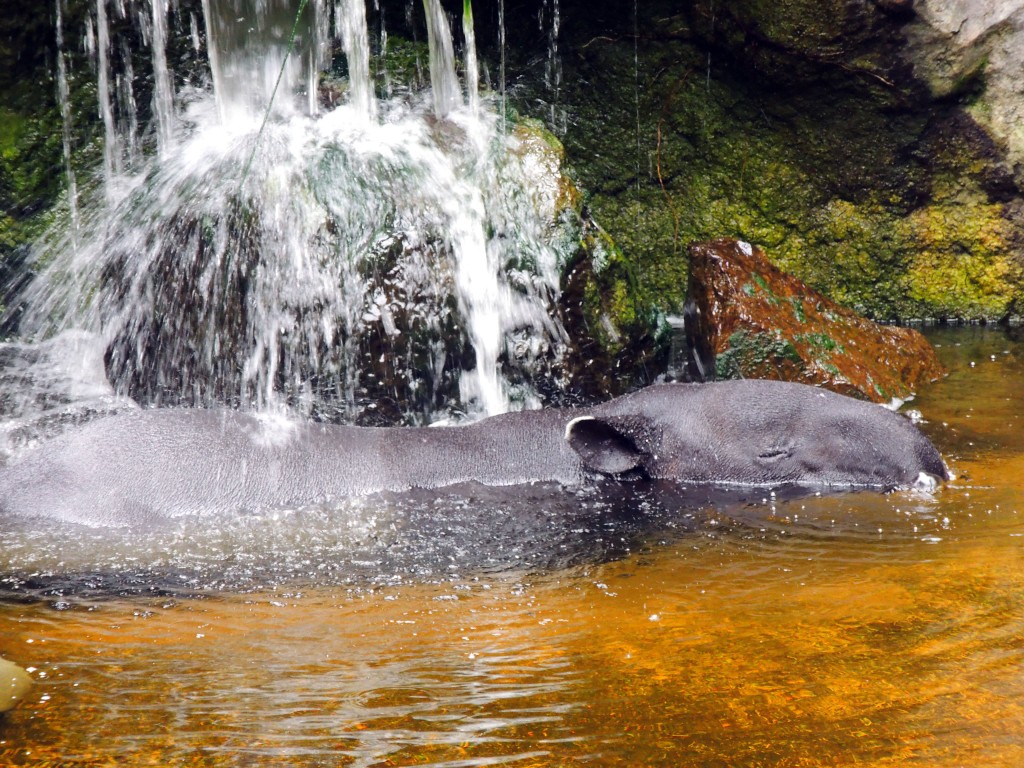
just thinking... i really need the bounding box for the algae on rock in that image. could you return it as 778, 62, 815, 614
549, 1, 1024, 324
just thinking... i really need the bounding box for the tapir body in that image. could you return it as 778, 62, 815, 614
0, 380, 948, 526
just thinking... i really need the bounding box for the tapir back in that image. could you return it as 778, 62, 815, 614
0, 410, 366, 525
0, 407, 583, 525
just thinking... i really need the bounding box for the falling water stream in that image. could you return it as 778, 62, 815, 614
4, 0, 574, 433
54, 0, 80, 238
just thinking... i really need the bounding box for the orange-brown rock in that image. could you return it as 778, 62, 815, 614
682, 238, 945, 402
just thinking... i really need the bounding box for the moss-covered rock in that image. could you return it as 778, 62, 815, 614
6, 0, 1024, 382
543, 2, 1024, 324
558, 214, 670, 397
499, 110, 670, 397
903, 200, 1020, 318
905, 1, 1024, 172
684, 238, 945, 402
0, 0, 108, 322
0, 104, 67, 322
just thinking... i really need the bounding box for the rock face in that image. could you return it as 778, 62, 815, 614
683, 238, 945, 402
547, 0, 1024, 324
907, 1, 1024, 171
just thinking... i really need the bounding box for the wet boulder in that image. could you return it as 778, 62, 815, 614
682, 238, 944, 402
0, 656, 31, 713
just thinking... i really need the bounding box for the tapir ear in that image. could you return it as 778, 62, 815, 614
564, 415, 650, 475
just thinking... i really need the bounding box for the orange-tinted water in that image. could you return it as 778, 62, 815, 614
3, 326, 1024, 767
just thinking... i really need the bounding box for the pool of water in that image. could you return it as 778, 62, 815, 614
3, 326, 1024, 766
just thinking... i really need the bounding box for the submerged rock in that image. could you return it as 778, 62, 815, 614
0, 656, 31, 713
682, 238, 944, 402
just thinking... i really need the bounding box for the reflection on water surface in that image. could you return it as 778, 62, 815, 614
3, 326, 1024, 766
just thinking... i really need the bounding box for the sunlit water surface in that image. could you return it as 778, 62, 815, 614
3, 326, 1024, 766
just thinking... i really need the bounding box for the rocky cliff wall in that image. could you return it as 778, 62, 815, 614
537, 0, 1024, 325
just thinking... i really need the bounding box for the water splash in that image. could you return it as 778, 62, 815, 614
0, 330, 125, 463
8, 0, 575, 426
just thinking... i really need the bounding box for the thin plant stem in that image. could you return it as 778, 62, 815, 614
239, 0, 311, 192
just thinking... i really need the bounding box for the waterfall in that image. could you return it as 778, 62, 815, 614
203, 0, 324, 123
200, 0, 226, 122
337, 0, 376, 121
542, 0, 563, 133
6, 0, 575, 426
498, 0, 506, 127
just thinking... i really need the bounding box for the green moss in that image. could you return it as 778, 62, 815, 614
722, 0, 848, 52
578, 220, 649, 348
515, 116, 565, 155
821, 361, 842, 378
552, 5, 1022, 324
795, 332, 844, 354
371, 38, 432, 95
0, 109, 20, 157
903, 200, 1019, 319
715, 329, 802, 379
790, 297, 806, 323
0, 7, 102, 288
0, 105, 64, 214
749, 272, 785, 306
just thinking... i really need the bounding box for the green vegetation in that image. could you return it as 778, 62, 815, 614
552, 5, 1024, 322
715, 330, 802, 380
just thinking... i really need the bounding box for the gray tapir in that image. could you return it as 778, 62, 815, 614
0, 380, 947, 526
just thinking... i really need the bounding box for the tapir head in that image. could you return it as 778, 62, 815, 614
564, 381, 949, 490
